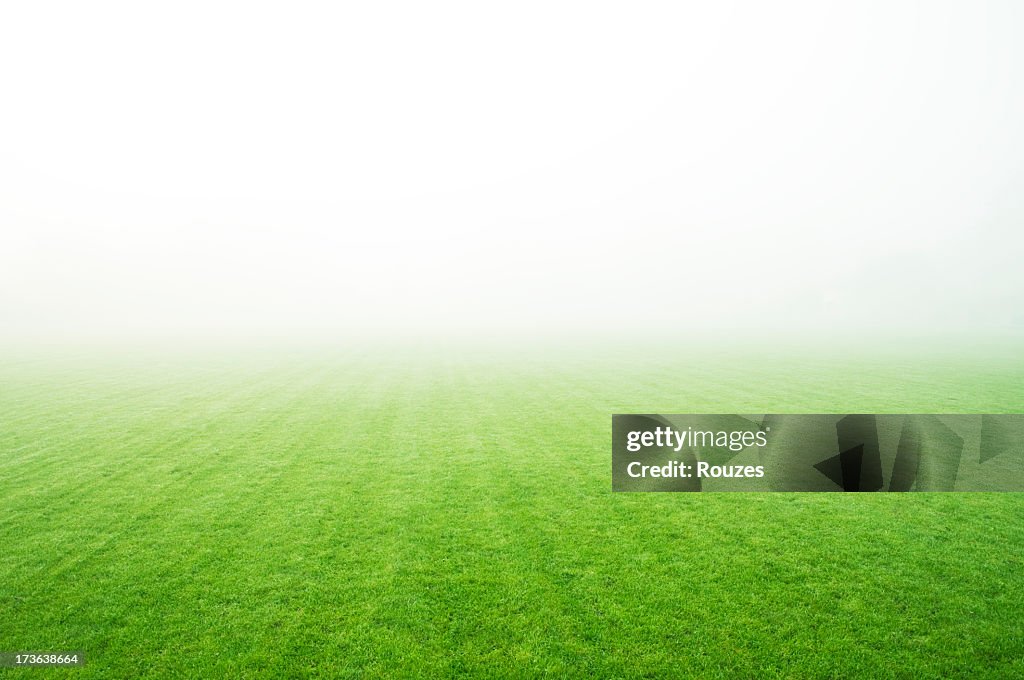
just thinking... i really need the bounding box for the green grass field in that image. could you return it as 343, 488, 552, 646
2, 342, 1023, 678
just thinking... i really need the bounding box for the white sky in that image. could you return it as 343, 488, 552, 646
1, 1, 1022, 340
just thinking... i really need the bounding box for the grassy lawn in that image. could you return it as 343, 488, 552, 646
1, 342, 1023, 678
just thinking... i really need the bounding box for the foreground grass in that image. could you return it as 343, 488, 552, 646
1, 342, 1023, 678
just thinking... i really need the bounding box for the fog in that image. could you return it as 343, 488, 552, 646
2, 1, 1022, 342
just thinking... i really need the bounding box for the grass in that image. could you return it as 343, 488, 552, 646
1, 341, 1023, 678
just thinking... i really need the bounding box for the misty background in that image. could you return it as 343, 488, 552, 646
2, 1, 1022, 342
